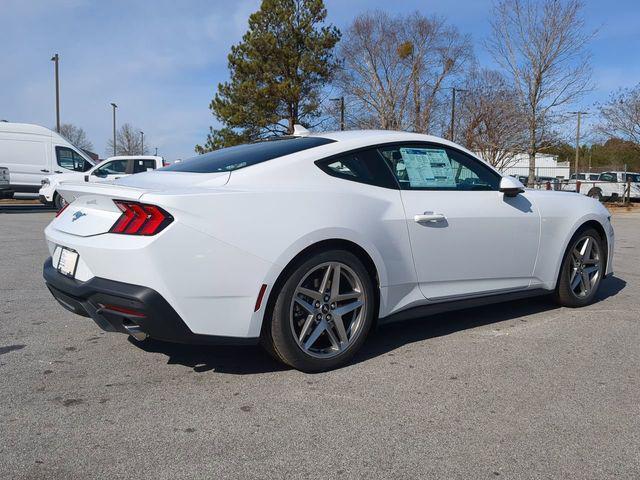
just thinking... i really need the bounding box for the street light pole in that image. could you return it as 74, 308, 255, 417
51, 54, 60, 133
330, 97, 345, 131
449, 87, 467, 141
110, 103, 117, 156
140, 131, 144, 154
569, 111, 588, 175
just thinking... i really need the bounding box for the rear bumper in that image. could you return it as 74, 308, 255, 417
43, 257, 259, 345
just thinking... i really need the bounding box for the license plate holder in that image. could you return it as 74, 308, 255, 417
57, 248, 79, 278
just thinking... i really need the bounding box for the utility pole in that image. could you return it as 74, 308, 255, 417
154, 147, 158, 156
449, 87, 467, 141
110, 103, 118, 156
569, 111, 588, 175
330, 97, 345, 131
140, 131, 144, 154
51, 54, 60, 132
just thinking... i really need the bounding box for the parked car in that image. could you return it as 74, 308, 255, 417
39, 155, 166, 209
43, 129, 614, 372
0, 123, 95, 198
0, 166, 10, 198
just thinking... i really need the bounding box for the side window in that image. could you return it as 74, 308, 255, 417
599, 173, 616, 182
378, 144, 500, 191
133, 159, 157, 173
56, 147, 90, 172
93, 159, 128, 176
316, 149, 397, 189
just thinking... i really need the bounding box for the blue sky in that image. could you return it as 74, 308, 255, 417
1, 0, 639, 160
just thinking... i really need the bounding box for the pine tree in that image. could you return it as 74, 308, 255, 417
196, 0, 340, 152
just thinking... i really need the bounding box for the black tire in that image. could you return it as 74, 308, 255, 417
53, 192, 67, 210
554, 227, 605, 308
262, 249, 375, 372
587, 188, 603, 202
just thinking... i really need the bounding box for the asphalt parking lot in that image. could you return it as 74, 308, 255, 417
1, 209, 639, 479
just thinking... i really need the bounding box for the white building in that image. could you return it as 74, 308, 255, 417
495, 153, 570, 179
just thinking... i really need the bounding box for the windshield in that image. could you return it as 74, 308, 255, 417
164, 137, 335, 173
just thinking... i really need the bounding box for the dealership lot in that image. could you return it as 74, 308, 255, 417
1, 209, 639, 479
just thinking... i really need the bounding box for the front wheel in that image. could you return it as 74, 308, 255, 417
555, 228, 605, 307
263, 249, 375, 372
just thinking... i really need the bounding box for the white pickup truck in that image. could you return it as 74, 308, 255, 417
575, 171, 640, 201
40, 155, 166, 209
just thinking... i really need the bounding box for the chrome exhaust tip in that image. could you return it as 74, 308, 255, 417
123, 324, 149, 341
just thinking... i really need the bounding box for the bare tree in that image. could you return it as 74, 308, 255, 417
458, 69, 528, 170
596, 83, 640, 150
58, 123, 93, 151
487, 0, 593, 185
334, 11, 472, 132
106, 123, 148, 156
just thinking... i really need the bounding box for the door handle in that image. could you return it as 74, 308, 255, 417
414, 212, 446, 224
40, 169, 50, 173
54, 170, 63, 174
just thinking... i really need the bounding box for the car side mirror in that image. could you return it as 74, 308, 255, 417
500, 177, 525, 197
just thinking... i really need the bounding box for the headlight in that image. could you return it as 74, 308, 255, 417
41, 178, 50, 186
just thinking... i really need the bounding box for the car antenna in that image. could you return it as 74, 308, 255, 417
292, 124, 310, 137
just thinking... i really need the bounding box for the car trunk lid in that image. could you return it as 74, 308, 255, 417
53, 172, 230, 237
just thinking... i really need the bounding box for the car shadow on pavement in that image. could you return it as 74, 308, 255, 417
351, 276, 627, 368
0, 205, 55, 213
130, 338, 288, 375
129, 276, 626, 375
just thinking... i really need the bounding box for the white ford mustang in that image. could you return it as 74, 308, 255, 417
43, 129, 614, 371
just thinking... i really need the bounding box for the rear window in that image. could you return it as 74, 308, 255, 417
165, 137, 336, 173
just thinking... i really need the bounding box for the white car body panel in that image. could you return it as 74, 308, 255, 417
44, 130, 614, 340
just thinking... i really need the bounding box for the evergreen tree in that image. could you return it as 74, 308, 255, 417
196, 0, 340, 152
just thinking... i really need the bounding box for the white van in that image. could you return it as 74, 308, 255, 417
0, 122, 95, 197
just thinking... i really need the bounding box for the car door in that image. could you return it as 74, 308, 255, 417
378, 143, 541, 300
89, 159, 130, 183
54, 146, 93, 175
0, 135, 49, 191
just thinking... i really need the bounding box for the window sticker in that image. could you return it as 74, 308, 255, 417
399, 148, 456, 188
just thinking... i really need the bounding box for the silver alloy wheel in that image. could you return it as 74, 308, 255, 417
290, 261, 367, 359
569, 235, 601, 298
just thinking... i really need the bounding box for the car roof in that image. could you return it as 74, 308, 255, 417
312, 129, 453, 145
308, 129, 481, 158
0, 122, 55, 137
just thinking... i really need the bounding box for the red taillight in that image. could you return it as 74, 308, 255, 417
109, 200, 173, 236
55, 203, 70, 217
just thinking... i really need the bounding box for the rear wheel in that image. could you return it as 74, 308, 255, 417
555, 228, 604, 307
263, 249, 375, 372
53, 192, 67, 210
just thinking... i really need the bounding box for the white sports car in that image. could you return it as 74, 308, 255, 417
43, 129, 614, 371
